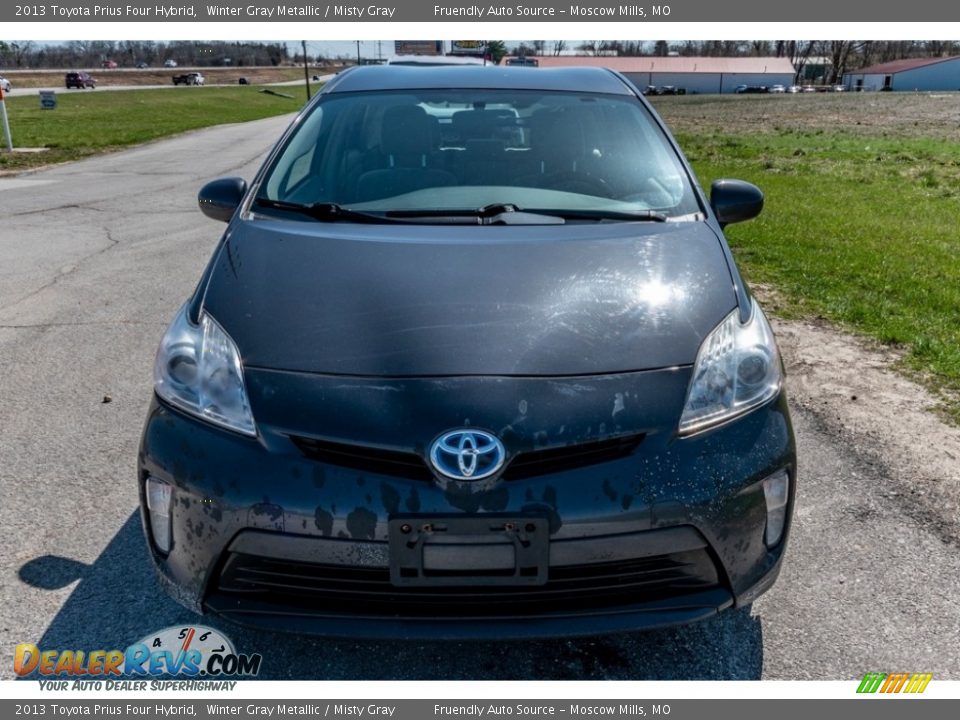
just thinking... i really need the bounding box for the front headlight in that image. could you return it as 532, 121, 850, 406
679, 298, 782, 435
153, 304, 257, 437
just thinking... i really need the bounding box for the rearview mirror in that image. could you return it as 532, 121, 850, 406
198, 177, 247, 222
710, 179, 764, 227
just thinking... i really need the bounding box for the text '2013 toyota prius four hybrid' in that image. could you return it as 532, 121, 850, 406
139, 65, 796, 639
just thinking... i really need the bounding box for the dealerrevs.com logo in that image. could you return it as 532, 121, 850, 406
857, 672, 933, 694
14, 625, 262, 680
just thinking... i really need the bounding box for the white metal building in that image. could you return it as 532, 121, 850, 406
843, 56, 960, 91
513, 56, 797, 94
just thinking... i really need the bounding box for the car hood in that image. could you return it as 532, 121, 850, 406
201, 218, 737, 377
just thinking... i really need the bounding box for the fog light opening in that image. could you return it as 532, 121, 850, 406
145, 476, 173, 554
762, 469, 790, 547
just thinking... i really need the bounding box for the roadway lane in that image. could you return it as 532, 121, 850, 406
1, 117, 957, 680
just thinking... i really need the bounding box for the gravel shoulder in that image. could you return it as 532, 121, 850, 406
767, 307, 960, 548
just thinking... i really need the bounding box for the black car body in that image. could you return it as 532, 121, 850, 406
65, 72, 96, 89
139, 66, 796, 639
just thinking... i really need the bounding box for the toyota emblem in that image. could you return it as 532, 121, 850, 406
428, 429, 506, 481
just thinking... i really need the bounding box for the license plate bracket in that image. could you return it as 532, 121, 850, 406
388, 515, 549, 586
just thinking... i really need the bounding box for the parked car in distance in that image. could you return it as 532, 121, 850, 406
238, 77, 249, 85
831, 85, 847, 92
164, 59, 178, 68
642, 85, 686, 96
101, 60, 118, 69
0, 76, 12, 93
173, 72, 205, 86
801, 85, 817, 93
787, 85, 802, 93
769, 84, 786, 93
65, 72, 96, 89
136, 61, 150, 69
140, 65, 796, 639
735, 84, 769, 94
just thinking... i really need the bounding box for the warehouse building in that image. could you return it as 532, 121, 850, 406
512, 56, 797, 94
842, 56, 960, 91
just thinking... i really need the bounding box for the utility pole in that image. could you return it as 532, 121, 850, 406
356, 41, 361, 64
302, 40, 311, 101
0, 84, 12, 152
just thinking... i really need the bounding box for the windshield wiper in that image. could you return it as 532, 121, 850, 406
384, 203, 522, 219
530, 208, 670, 222
382, 203, 562, 224
254, 199, 668, 225
253, 198, 399, 224
385, 204, 669, 224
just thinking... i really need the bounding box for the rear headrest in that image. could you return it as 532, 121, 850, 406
381, 105, 435, 158
530, 109, 586, 163
452, 110, 507, 138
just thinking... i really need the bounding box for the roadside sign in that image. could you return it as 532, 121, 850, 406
450, 40, 486, 55
40, 91, 57, 110
394, 41, 443, 56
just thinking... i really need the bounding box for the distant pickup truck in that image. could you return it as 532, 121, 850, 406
172, 72, 205, 86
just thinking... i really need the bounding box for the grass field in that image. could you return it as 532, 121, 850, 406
0, 86, 306, 172
0, 66, 333, 89
652, 93, 960, 416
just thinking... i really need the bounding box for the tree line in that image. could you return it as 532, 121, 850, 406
0, 41, 298, 69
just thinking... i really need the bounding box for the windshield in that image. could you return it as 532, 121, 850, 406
256, 89, 701, 219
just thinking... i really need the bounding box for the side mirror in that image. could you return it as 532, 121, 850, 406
710, 179, 764, 227
198, 177, 247, 222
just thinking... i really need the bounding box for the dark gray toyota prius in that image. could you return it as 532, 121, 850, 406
139, 65, 795, 638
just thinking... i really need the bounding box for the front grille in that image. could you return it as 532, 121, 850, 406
211, 548, 720, 618
503, 434, 644, 481
289, 436, 429, 481
289, 433, 645, 482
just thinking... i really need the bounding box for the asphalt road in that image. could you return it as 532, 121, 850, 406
1, 116, 957, 680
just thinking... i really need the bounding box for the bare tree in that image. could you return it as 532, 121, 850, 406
551, 40, 567, 56
577, 41, 604, 56
926, 40, 958, 57
8, 41, 34, 67
778, 41, 817, 84
617, 41, 647, 56
514, 43, 537, 58
821, 40, 866, 83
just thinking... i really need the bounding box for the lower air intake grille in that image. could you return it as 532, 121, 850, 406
211, 548, 720, 619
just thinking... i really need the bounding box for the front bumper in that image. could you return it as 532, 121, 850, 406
138, 368, 795, 639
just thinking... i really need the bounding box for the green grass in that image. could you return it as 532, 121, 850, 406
0, 86, 306, 172
658, 99, 960, 416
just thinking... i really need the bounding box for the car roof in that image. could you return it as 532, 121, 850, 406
323, 65, 635, 95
